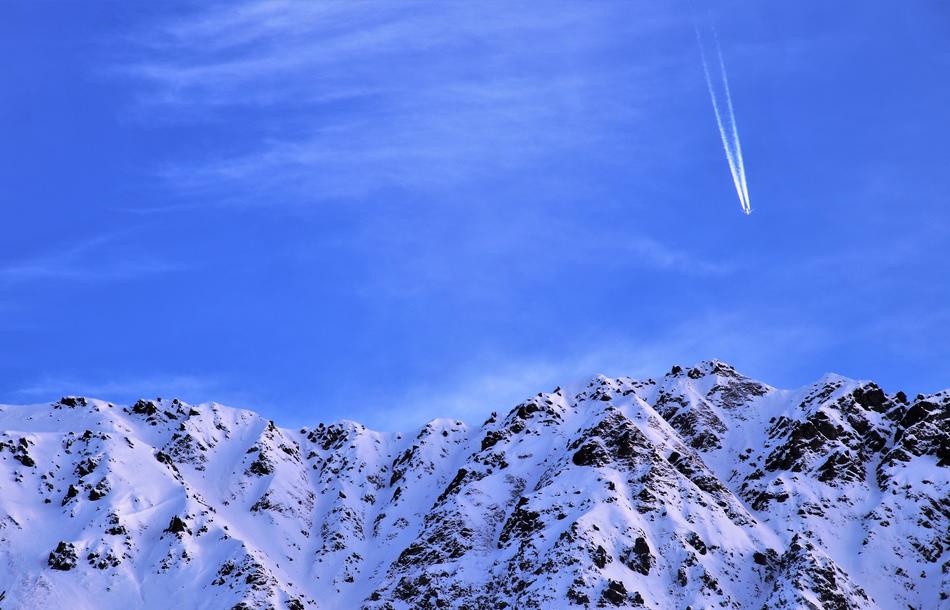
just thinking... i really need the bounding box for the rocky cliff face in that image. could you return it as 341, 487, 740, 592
0, 361, 946, 609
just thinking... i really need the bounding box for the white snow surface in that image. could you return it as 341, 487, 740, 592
0, 360, 946, 609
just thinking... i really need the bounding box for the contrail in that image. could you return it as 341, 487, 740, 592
695, 21, 751, 214
713, 28, 750, 210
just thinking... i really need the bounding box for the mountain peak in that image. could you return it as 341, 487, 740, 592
0, 365, 946, 609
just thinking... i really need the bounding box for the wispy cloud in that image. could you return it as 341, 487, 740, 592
619, 236, 732, 275
11, 374, 217, 401
330, 204, 732, 305
357, 311, 827, 431
7, 373, 270, 412
0, 231, 183, 283
119, 1, 679, 204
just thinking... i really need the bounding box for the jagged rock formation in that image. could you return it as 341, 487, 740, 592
0, 361, 946, 609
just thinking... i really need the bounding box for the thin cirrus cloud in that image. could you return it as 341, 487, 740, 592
359, 310, 829, 431
0, 231, 183, 284
120, 1, 679, 203
8, 374, 228, 406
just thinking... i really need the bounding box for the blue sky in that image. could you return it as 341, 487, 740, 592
2, 1, 949, 429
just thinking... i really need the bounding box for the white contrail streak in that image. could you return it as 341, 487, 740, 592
713, 29, 750, 210
695, 23, 751, 214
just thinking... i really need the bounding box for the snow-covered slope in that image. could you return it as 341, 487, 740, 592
0, 361, 946, 609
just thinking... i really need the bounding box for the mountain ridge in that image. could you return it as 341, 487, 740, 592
0, 360, 946, 609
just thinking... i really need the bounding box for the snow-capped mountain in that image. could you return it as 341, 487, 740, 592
0, 360, 946, 609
